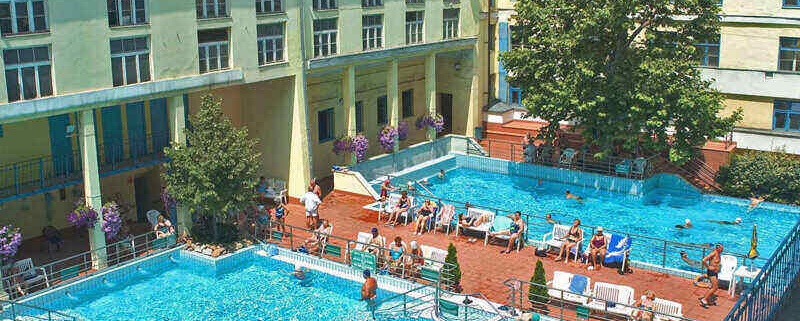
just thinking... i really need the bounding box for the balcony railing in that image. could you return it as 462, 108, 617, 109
0, 132, 170, 202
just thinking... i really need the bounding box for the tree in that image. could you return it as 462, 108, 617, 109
528, 260, 549, 306
162, 94, 261, 241
444, 243, 462, 291
501, 0, 741, 162
716, 150, 800, 205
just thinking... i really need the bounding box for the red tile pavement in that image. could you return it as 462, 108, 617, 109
284, 191, 733, 321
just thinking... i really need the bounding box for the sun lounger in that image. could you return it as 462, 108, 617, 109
547, 271, 591, 305
420, 244, 448, 272
433, 204, 456, 235
653, 298, 683, 321
584, 282, 635, 316
542, 224, 570, 250
352, 232, 373, 252
456, 207, 495, 245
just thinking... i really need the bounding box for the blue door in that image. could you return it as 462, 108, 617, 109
126, 102, 147, 160
101, 106, 124, 165
47, 114, 74, 177
149, 98, 169, 155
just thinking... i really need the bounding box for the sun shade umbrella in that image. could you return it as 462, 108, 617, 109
747, 224, 759, 271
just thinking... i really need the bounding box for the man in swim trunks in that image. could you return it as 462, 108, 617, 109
379, 179, 396, 199
707, 217, 742, 225
700, 244, 724, 308
748, 195, 764, 211
489, 211, 525, 254
565, 190, 582, 202
361, 269, 377, 301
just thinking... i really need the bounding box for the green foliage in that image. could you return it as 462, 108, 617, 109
162, 94, 261, 241
191, 223, 240, 247
717, 150, 800, 205
529, 260, 549, 304
444, 243, 462, 287
502, 0, 741, 162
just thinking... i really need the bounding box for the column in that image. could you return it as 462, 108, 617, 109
387, 59, 399, 151
342, 65, 357, 164
466, 44, 482, 138
425, 53, 437, 141
167, 95, 191, 235
79, 109, 107, 270
288, 74, 312, 198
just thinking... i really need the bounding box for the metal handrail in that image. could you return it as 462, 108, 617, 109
371, 285, 434, 320
0, 299, 77, 320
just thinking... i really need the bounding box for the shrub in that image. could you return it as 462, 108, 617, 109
716, 150, 800, 205
528, 259, 549, 305
444, 243, 462, 289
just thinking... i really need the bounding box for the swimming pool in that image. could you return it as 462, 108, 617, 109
383, 155, 800, 271
23, 248, 433, 321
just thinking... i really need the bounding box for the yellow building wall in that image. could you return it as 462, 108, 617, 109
0, 118, 54, 165
722, 0, 800, 18
721, 95, 775, 130
240, 77, 295, 182
720, 25, 800, 71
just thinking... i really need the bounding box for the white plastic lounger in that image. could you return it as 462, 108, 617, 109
420, 245, 448, 272
433, 204, 456, 235
542, 224, 570, 250
456, 207, 495, 245
352, 232, 373, 252
584, 282, 635, 316
10, 258, 49, 288
652, 298, 683, 321
547, 271, 591, 305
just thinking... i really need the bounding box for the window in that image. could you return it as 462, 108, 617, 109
0, 0, 48, 35
779, 37, 800, 72
110, 37, 150, 87
313, 0, 336, 10
318, 108, 335, 142
355, 101, 364, 133
362, 0, 381, 7
442, 9, 458, 39
196, 0, 227, 19
405, 11, 423, 44
4, 46, 51, 102
774, 100, 800, 132
786, 0, 800, 8
107, 0, 146, 27
405, 0, 423, 4
377, 95, 388, 125
362, 14, 382, 50
313, 18, 337, 57
257, 23, 284, 65
510, 87, 522, 104
695, 35, 720, 67
0, 124, 3, 137
198, 29, 229, 73
255, 0, 281, 13
402, 89, 413, 118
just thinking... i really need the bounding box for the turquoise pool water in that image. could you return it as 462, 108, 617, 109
47, 257, 399, 321
421, 167, 800, 270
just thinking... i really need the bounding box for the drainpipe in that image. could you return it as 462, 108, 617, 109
487, 0, 493, 104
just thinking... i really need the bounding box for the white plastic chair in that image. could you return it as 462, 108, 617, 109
456, 207, 495, 245
584, 282, 635, 316
719, 254, 738, 291
653, 298, 683, 321
420, 244, 448, 272
433, 204, 456, 235
547, 270, 591, 305
11, 258, 49, 288
352, 232, 373, 252
146, 210, 161, 227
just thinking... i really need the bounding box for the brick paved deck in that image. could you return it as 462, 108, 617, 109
284, 191, 733, 321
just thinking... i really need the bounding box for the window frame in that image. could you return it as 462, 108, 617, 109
779, 37, 800, 72
110, 36, 151, 87
442, 8, 459, 40
0, 0, 49, 36
257, 23, 285, 65
196, 0, 227, 19
509, 87, 522, 105
773, 100, 800, 132
401, 89, 414, 119
784, 0, 799, 8
107, 0, 147, 27
377, 95, 388, 125
362, 14, 383, 51
695, 36, 720, 68
313, 0, 337, 10
3, 45, 52, 102
318, 107, 335, 143
405, 11, 424, 44
361, 0, 381, 7
355, 100, 364, 133
198, 29, 230, 74
255, 0, 282, 13
313, 18, 338, 57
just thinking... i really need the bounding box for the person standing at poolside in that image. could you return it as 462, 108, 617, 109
299, 186, 322, 228
748, 195, 764, 211
361, 269, 377, 301
309, 178, 323, 199
699, 244, 724, 308
380, 178, 396, 199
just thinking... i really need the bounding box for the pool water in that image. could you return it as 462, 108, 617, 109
50, 257, 395, 321
423, 167, 800, 270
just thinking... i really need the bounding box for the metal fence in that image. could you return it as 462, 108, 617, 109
249, 221, 459, 290
723, 220, 800, 321
371, 284, 514, 321
503, 277, 694, 321
1, 231, 177, 300
0, 299, 76, 320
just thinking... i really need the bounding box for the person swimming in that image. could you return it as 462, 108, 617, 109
675, 219, 693, 229
707, 217, 743, 225
679, 251, 703, 269
438, 169, 445, 180
565, 190, 583, 202
748, 195, 765, 211
545, 213, 557, 224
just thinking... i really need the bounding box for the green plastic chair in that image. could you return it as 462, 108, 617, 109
323, 244, 342, 258
438, 299, 459, 316
420, 266, 440, 283
576, 305, 590, 320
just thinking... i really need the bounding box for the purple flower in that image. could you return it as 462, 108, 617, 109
398, 121, 409, 141
351, 135, 369, 162
101, 202, 123, 240
378, 126, 399, 151
0, 225, 22, 258
66, 201, 99, 229
416, 114, 445, 133
332, 136, 353, 155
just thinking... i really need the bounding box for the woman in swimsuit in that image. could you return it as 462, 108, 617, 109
387, 191, 410, 225
632, 290, 657, 321
154, 215, 175, 239
587, 227, 608, 270
412, 199, 437, 235
388, 236, 407, 271
555, 219, 583, 262
273, 202, 288, 233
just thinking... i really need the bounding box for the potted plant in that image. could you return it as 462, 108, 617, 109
528, 259, 550, 311
378, 125, 399, 151
67, 199, 124, 241
351, 134, 369, 163
398, 121, 409, 141
444, 243, 463, 292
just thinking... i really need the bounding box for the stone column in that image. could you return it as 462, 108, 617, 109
425, 53, 437, 140
343, 65, 357, 164
466, 44, 482, 138
387, 59, 400, 151
166, 95, 191, 235
79, 109, 107, 270
288, 74, 312, 198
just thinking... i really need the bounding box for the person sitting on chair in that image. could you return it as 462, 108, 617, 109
587, 227, 608, 270
412, 199, 437, 236
488, 211, 525, 254
304, 219, 332, 253
154, 215, 175, 238
554, 219, 583, 262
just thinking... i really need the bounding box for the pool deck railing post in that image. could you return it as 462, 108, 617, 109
662, 241, 667, 267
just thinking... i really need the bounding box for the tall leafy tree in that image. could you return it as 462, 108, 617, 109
162, 94, 261, 241
502, 0, 741, 162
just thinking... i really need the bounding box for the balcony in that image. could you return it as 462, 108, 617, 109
0, 132, 170, 203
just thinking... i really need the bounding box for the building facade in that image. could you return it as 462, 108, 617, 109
491, 0, 800, 154
0, 0, 487, 254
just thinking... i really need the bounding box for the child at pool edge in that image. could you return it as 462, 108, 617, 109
361, 269, 377, 301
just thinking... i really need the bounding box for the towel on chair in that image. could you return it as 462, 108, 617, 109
569, 274, 588, 293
